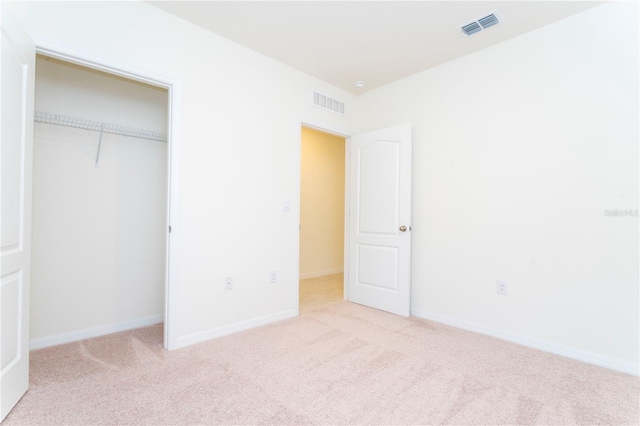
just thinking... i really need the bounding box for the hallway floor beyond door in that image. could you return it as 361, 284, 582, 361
299, 273, 343, 313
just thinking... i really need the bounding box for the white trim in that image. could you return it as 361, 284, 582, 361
33, 37, 182, 351
30, 315, 163, 351
299, 268, 343, 280
163, 68, 182, 351
301, 122, 351, 139
33, 38, 173, 90
411, 308, 639, 377
176, 309, 297, 349
343, 136, 350, 302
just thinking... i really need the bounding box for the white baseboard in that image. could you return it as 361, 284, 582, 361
176, 309, 297, 349
30, 314, 164, 351
411, 308, 639, 377
299, 268, 343, 280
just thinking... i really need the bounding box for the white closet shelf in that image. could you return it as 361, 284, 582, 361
34, 111, 167, 143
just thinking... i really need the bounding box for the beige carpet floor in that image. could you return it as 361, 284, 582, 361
4, 292, 639, 424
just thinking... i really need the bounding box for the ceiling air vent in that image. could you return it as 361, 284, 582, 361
460, 11, 502, 36
312, 91, 345, 115
478, 13, 500, 29
461, 21, 482, 36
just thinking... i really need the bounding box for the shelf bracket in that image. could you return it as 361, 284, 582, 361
94, 126, 104, 168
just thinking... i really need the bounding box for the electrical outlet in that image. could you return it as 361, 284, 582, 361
496, 280, 508, 295
269, 270, 278, 284
225, 277, 233, 291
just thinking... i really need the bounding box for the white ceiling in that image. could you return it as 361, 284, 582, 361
148, 1, 602, 94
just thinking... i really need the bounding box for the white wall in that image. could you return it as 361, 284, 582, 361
299, 127, 345, 279
355, 2, 639, 372
5, 0, 354, 347
31, 57, 168, 346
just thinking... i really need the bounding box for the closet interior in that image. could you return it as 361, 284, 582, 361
30, 55, 169, 349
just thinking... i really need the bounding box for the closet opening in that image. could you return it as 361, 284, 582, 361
299, 126, 346, 313
30, 54, 172, 350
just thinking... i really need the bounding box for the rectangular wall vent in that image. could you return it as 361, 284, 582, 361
460, 11, 502, 36
312, 91, 345, 115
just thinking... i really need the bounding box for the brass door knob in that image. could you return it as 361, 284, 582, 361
399, 225, 407, 232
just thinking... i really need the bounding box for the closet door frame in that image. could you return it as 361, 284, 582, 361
33, 38, 182, 351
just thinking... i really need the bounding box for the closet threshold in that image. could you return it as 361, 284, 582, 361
34, 111, 167, 143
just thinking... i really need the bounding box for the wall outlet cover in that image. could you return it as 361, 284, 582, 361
496, 280, 508, 295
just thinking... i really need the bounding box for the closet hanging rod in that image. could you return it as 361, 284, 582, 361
34, 111, 167, 143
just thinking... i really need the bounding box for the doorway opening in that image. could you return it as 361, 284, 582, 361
30, 53, 175, 350
299, 126, 346, 313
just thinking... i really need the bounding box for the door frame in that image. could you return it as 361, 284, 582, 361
33, 38, 182, 350
298, 122, 352, 310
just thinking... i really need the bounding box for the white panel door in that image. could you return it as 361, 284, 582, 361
348, 123, 412, 316
1, 8, 35, 422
